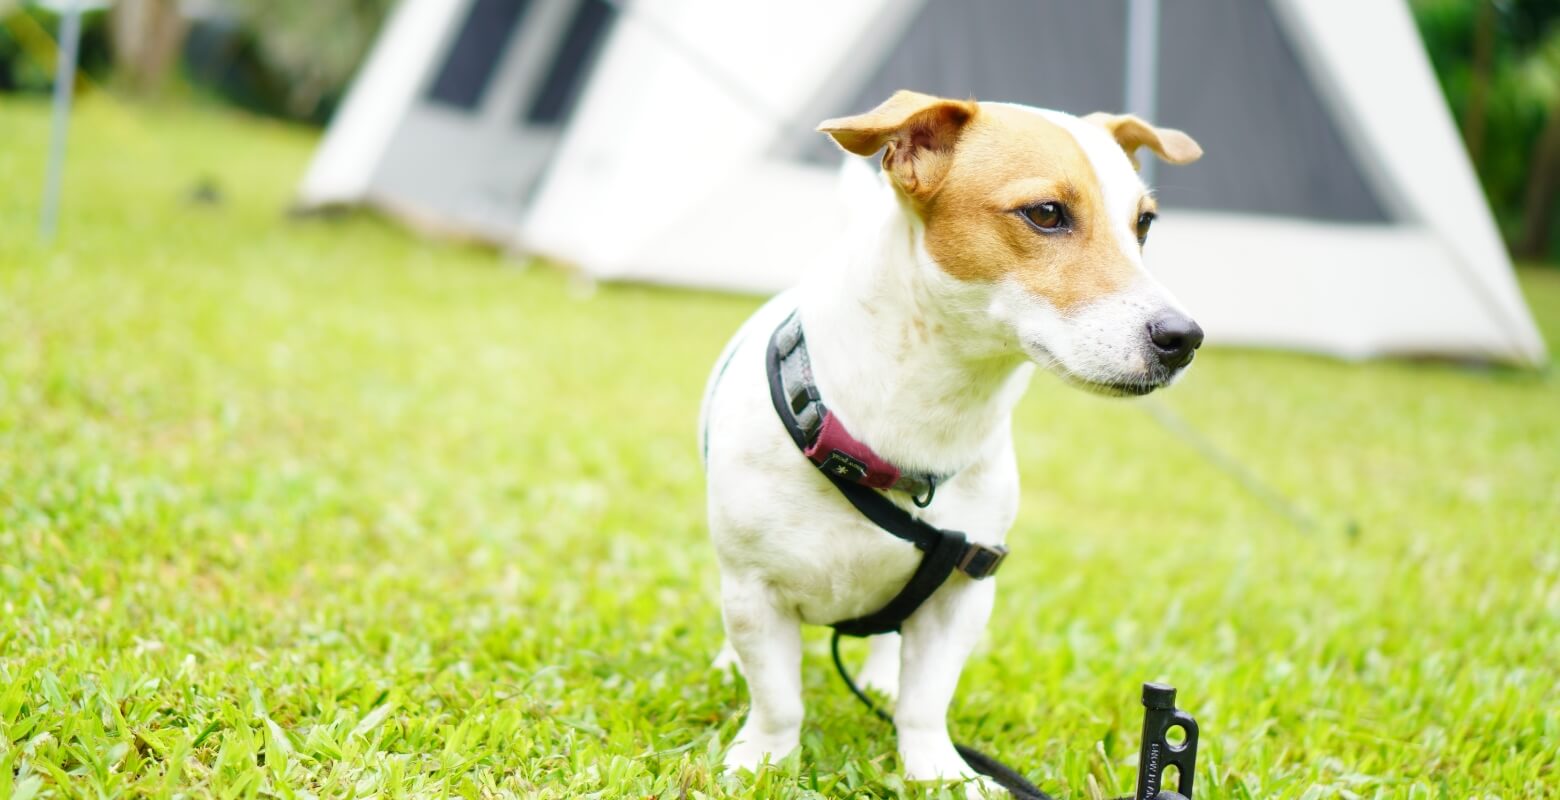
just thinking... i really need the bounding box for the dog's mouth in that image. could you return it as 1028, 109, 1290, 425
1055, 371, 1168, 397
1026, 342, 1187, 397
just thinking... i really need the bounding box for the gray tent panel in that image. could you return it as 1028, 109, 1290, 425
1155, 0, 1388, 222
844, 0, 1128, 122
793, 0, 1125, 163
524, 0, 618, 124
794, 0, 1387, 224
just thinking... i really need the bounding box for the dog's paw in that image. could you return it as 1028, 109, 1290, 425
722, 726, 800, 773
903, 764, 1000, 800
901, 729, 989, 795
909, 770, 1001, 800
959, 774, 1004, 799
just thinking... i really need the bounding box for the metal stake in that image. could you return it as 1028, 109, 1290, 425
41, 6, 83, 241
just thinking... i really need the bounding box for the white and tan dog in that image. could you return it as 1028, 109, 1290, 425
699, 91, 1203, 791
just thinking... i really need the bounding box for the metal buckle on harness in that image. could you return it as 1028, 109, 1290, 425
957, 543, 1008, 579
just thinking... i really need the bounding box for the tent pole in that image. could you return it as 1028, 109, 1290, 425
1124, 0, 1160, 187
41, 5, 83, 242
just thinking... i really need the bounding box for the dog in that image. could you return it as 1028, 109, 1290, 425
698, 90, 1203, 793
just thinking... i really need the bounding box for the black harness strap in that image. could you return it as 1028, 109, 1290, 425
765, 311, 1006, 637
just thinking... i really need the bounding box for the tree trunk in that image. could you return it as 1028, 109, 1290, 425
1463, 0, 1497, 168
1515, 105, 1560, 260
109, 0, 188, 94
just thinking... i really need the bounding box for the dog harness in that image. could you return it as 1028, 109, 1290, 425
765, 310, 1008, 636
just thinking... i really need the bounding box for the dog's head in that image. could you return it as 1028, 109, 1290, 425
820, 91, 1204, 396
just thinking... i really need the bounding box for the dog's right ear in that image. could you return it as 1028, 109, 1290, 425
818, 91, 978, 199
1084, 112, 1202, 170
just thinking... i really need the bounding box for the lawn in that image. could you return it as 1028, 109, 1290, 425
1, 96, 1557, 799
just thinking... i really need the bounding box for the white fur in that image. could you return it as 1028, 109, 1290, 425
1036, 108, 1145, 263
700, 103, 1193, 795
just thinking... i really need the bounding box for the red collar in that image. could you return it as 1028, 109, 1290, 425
770, 311, 943, 506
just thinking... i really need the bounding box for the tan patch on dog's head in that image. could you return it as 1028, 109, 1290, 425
823, 94, 1209, 391
921, 104, 1145, 312
821, 94, 1195, 314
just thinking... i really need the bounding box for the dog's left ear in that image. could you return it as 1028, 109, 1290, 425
818, 91, 979, 198
1085, 113, 1203, 170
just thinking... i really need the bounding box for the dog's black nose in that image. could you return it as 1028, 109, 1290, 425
1147, 312, 1204, 369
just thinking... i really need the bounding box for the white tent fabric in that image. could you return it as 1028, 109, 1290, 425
295, 0, 462, 210
519, 0, 1547, 365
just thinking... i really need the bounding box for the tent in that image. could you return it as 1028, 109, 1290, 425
518, 0, 1547, 366
295, 0, 617, 240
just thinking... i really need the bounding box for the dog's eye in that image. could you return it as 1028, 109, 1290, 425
1136, 211, 1156, 245
1020, 202, 1068, 232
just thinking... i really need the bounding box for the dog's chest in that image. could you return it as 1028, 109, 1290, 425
709, 425, 1019, 626
702, 292, 1023, 627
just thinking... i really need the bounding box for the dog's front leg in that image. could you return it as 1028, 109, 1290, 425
720, 575, 804, 772
856, 633, 902, 700
895, 575, 997, 792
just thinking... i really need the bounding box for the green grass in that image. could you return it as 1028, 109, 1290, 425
1, 95, 1557, 799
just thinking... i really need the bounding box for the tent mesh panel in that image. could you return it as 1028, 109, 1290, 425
524, 0, 618, 124
426, 0, 535, 111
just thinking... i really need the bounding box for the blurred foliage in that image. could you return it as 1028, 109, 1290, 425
215, 0, 394, 121
1413, 0, 1560, 260
0, 5, 112, 93
0, 0, 390, 124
